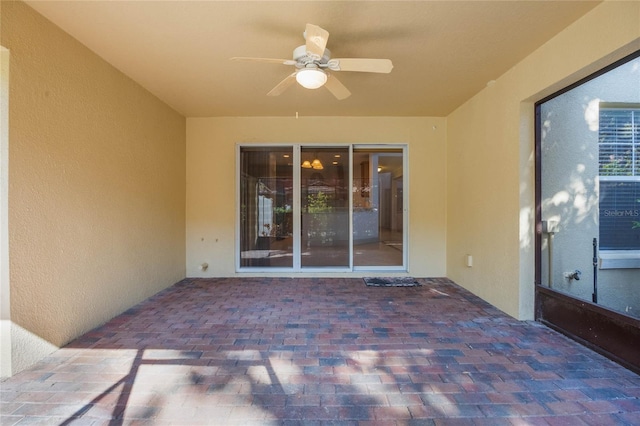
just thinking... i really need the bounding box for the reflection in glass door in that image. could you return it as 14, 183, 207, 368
353, 148, 404, 267
301, 147, 350, 268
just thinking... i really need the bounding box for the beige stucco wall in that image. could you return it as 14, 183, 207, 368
2, 1, 186, 375
1, 44, 11, 378
186, 116, 447, 278
447, 1, 640, 320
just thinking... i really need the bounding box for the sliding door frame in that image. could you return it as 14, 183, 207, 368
235, 143, 408, 273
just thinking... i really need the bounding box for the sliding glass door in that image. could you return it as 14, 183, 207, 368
238, 145, 406, 271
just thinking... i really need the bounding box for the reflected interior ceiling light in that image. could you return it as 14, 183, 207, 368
301, 160, 312, 169
296, 68, 327, 89
311, 158, 324, 170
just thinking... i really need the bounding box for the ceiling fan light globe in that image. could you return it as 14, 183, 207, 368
296, 69, 327, 89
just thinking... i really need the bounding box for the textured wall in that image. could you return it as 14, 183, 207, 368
2, 1, 186, 375
1, 43, 11, 378
447, 1, 640, 320
186, 116, 447, 278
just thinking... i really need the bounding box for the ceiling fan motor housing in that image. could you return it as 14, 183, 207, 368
293, 45, 331, 68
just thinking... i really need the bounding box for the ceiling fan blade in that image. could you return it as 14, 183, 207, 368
327, 58, 393, 73
231, 57, 297, 66
324, 73, 351, 100
267, 72, 297, 96
305, 23, 329, 60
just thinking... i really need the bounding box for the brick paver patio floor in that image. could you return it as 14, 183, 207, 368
2, 277, 640, 425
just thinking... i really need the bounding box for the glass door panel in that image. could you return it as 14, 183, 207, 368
300, 147, 350, 268
239, 147, 293, 268
353, 148, 404, 267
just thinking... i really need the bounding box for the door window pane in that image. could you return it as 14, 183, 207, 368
240, 147, 293, 267
353, 148, 404, 267
301, 147, 349, 268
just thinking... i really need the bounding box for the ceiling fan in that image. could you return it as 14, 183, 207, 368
231, 23, 393, 100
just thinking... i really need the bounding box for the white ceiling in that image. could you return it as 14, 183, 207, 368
26, 0, 601, 117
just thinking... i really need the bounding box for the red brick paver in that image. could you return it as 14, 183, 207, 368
1, 277, 639, 425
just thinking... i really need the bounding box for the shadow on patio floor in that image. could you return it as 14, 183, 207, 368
2, 277, 640, 425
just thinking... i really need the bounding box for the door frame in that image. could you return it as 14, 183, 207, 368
235, 143, 408, 273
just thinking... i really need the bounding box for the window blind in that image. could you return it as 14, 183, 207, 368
599, 106, 640, 250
